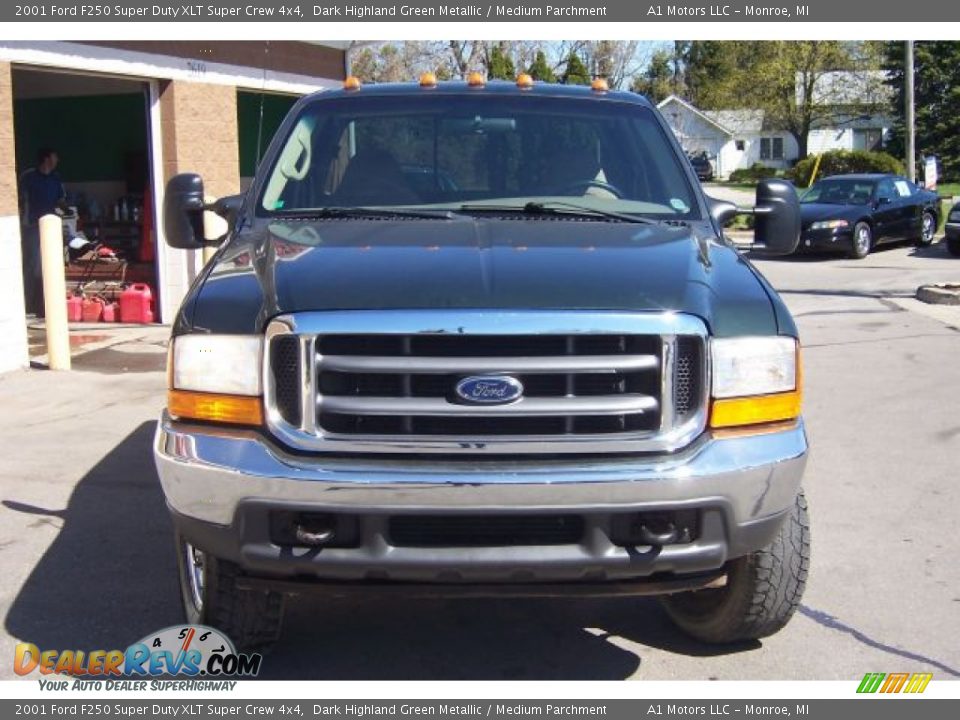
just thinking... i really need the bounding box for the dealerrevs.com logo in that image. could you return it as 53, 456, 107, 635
14, 625, 262, 684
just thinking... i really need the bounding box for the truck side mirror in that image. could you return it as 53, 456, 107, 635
752, 178, 801, 256
163, 173, 206, 250
706, 196, 739, 227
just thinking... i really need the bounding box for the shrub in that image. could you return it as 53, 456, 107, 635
728, 163, 778, 184
788, 150, 905, 186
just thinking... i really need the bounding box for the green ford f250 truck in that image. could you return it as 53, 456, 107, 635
154, 76, 809, 651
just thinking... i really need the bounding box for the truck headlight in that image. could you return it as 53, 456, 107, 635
167, 335, 263, 425
709, 337, 801, 429
809, 219, 849, 231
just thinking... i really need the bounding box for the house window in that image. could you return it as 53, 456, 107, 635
735, 140, 745, 151
853, 128, 883, 152
760, 137, 784, 161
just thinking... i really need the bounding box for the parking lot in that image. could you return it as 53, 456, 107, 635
1, 239, 959, 681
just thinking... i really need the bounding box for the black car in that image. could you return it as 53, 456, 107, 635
687, 151, 714, 181
798, 174, 939, 259
946, 201, 960, 257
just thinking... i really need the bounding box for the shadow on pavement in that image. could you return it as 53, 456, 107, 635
4, 422, 757, 679
256, 594, 757, 680
4, 422, 181, 653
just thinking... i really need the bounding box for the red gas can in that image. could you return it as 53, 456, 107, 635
120, 283, 154, 324
81, 296, 104, 323
102, 302, 119, 323
66, 294, 83, 322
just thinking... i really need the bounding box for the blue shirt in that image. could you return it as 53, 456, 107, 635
20, 168, 65, 225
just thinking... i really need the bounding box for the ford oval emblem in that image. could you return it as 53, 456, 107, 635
454, 376, 524, 405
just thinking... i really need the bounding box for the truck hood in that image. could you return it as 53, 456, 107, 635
185, 216, 779, 337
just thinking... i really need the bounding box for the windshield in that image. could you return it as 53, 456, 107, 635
800, 178, 875, 206
258, 93, 700, 220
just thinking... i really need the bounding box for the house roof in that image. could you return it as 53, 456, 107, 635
704, 109, 768, 135
656, 95, 733, 136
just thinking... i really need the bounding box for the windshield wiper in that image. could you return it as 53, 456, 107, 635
458, 201, 669, 225
274, 206, 458, 220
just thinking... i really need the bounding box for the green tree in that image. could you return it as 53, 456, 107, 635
561, 51, 591, 85
884, 41, 960, 181
487, 43, 516, 80
682, 41, 886, 159
630, 49, 674, 103
527, 50, 556, 83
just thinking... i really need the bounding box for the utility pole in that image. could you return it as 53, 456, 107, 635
905, 40, 916, 183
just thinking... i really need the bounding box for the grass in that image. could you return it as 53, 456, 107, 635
936, 183, 960, 199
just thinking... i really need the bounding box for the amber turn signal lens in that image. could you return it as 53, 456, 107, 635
591, 77, 609, 92
467, 72, 485, 87
709, 389, 802, 429
168, 390, 263, 426
516, 73, 534, 89
419, 72, 438, 87
343, 76, 362, 91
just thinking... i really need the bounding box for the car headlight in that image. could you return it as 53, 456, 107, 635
167, 335, 263, 425
949, 210, 960, 223
709, 337, 801, 429
809, 219, 849, 231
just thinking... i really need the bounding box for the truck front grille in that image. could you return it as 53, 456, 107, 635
315, 333, 662, 437
264, 312, 708, 455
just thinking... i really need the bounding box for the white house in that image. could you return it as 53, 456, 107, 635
657, 96, 799, 179
657, 71, 892, 180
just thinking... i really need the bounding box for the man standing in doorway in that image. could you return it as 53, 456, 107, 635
19, 147, 66, 318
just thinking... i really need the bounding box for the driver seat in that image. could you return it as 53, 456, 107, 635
335, 147, 421, 206
543, 146, 613, 198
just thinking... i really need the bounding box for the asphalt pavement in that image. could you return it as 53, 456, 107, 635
1, 239, 959, 681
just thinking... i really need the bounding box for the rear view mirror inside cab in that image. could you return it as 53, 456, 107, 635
440, 116, 517, 134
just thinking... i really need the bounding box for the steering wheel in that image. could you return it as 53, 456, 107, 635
556, 179, 625, 198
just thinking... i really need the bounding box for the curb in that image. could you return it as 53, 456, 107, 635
917, 284, 960, 306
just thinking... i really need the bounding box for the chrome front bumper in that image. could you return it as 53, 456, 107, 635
154, 413, 807, 585
155, 413, 806, 525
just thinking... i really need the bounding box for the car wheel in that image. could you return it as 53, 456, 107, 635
916, 211, 937, 246
660, 491, 810, 644
948, 235, 960, 257
176, 532, 285, 653
850, 222, 872, 259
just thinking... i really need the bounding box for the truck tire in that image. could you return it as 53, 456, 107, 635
175, 532, 285, 653
660, 491, 810, 644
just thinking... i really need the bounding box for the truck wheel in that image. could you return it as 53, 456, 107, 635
948, 235, 960, 257
175, 532, 285, 653
660, 491, 810, 644
849, 222, 872, 259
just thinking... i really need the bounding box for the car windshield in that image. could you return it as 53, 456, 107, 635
258, 93, 700, 220
800, 178, 875, 206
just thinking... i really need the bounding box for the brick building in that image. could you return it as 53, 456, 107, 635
0, 41, 348, 373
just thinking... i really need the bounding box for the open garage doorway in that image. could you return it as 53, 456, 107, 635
12, 67, 159, 358
237, 89, 299, 190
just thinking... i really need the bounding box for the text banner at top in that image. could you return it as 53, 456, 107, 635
4, 1, 958, 23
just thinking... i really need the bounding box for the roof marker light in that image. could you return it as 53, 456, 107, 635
343, 76, 362, 91
419, 72, 438, 88
591, 77, 609, 92
516, 73, 534, 89
467, 72, 485, 87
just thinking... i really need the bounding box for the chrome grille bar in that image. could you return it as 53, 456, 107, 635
318, 354, 659, 374
320, 394, 659, 417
